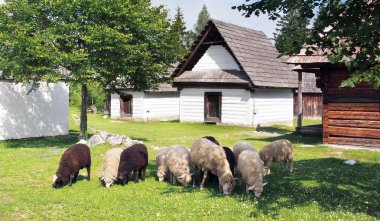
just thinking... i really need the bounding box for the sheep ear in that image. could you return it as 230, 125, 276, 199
263, 182, 268, 186
248, 185, 255, 191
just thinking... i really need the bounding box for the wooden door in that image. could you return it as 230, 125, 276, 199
204, 92, 221, 123
120, 94, 133, 117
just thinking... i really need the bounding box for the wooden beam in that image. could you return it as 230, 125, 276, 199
177, 25, 213, 76
201, 40, 225, 45
297, 71, 303, 130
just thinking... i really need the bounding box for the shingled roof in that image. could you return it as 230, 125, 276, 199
173, 19, 297, 88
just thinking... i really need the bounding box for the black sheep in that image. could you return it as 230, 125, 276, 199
202, 136, 220, 145
117, 144, 148, 185
53, 143, 91, 188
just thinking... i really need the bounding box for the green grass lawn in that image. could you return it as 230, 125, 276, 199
0, 111, 379, 220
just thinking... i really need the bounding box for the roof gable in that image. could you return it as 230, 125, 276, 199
193, 45, 241, 71
173, 19, 297, 88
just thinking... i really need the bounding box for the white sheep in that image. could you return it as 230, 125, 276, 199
101, 148, 123, 188
156, 147, 170, 182
259, 139, 293, 175
237, 150, 267, 198
233, 141, 257, 162
190, 138, 235, 195
165, 145, 193, 187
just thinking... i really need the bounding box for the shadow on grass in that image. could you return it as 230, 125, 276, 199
256, 126, 294, 134
247, 131, 322, 146
130, 137, 149, 142
246, 158, 380, 219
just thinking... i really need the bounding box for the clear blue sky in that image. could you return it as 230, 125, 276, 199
151, 0, 278, 39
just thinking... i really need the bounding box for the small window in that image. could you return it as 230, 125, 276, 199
204, 92, 222, 123
120, 94, 133, 117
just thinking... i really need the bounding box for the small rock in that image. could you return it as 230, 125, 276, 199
122, 136, 133, 148
88, 135, 105, 147
99, 131, 109, 140
344, 159, 357, 165
107, 136, 123, 145
103, 115, 109, 119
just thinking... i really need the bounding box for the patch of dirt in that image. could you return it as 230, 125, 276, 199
235, 131, 284, 137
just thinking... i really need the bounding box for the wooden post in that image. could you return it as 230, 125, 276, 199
297, 71, 303, 131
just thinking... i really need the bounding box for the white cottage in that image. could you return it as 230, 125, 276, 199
0, 79, 69, 140
172, 19, 298, 127
110, 84, 179, 121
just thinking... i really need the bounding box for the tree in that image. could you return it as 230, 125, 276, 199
184, 3, 210, 48
171, 6, 187, 52
0, 0, 182, 140
233, 0, 380, 88
273, 9, 309, 56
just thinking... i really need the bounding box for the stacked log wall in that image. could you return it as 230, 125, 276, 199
322, 69, 380, 147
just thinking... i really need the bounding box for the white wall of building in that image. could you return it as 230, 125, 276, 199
192, 45, 241, 71
179, 88, 253, 126
110, 91, 179, 121
0, 82, 69, 140
253, 88, 294, 127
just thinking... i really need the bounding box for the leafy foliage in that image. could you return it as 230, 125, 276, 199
233, 0, 380, 88
184, 3, 210, 49
171, 6, 187, 54
0, 0, 182, 138
69, 82, 106, 111
273, 9, 309, 56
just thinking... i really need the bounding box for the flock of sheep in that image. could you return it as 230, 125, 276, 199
52, 136, 293, 198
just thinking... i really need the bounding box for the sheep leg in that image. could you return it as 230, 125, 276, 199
73, 172, 79, 182
138, 169, 142, 180
86, 165, 91, 181
141, 168, 146, 181
200, 170, 208, 190
69, 174, 74, 187
133, 171, 139, 183
288, 160, 293, 172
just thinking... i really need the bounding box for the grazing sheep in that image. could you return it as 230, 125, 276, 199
165, 145, 193, 187
233, 141, 256, 162
237, 150, 267, 198
190, 138, 235, 195
156, 147, 170, 182
52, 144, 91, 188
118, 144, 148, 185
101, 148, 123, 188
259, 139, 293, 175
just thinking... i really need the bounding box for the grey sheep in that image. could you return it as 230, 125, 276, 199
237, 150, 267, 198
156, 147, 170, 182
190, 138, 235, 195
259, 139, 293, 175
101, 148, 123, 188
165, 145, 193, 187
233, 141, 257, 162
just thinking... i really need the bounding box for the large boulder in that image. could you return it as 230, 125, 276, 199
88, 135, 105, 147
107, 136, 123, 145
99, 131, 109, 140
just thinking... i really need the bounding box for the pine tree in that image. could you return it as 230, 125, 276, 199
273, 9, 309, 56
171, 6, 187, 52
194, 4, 210, 35
184, 3, 210, 49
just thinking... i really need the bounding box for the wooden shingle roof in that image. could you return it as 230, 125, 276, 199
173, 19, 298, 88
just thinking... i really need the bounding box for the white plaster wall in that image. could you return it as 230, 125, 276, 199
180, 88, 253, 126
253, 88, 294, 127
110, 91, 145, 119
0, 82, 69, 140
192, 45, 241, 71
144, 92, 179, 120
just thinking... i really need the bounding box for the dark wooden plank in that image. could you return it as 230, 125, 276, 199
327, 137, 380, 147
326, 103, 380, 112
326, 126, 380, 139
327, 111, 380, 120
328, 119, 380, 129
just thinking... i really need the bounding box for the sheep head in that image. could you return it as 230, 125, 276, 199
219, 173, 235, 195
248, 182, 268, 198
156, 170, 166, 182
177, 173, 192, 186
52, 173, 67, 188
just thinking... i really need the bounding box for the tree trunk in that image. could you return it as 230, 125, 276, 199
79, 83, 88, 140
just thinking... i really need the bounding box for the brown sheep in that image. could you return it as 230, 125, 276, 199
52, 143, 91, 188
259, 139, 293, 175
118, 144, 148, 185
